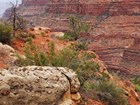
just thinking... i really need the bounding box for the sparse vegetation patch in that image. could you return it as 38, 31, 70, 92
0, 23, 12, 44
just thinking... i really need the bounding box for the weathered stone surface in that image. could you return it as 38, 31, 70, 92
51, 32, 65, 38
0, 66, 80, 105
0, 43, 17, 68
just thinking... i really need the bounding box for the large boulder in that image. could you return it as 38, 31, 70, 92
0, 66, 80, 105
0, 43, 17, 68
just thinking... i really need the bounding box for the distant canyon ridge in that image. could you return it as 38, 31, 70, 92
3, 0, 140, 76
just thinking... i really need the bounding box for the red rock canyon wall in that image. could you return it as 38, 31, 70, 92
3, 0, 140, 75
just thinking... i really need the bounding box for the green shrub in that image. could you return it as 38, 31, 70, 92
51, 44, 99, 85
51, 47, 78, 67
82, 80, 95, 91
96, 81, 128, 105
135, 84, 140, 92
63, 16, 89, 41
17, 38, 49, 66
0, 23, 12, 44
74, 42, 88, 50
61, 32, 75, 41
17, 40, 99, 85
48, 41, 55, 56
76, 60, 100, 85
131, 77, 140, 85
131, 77, 140, 92
16, 32, 35, 41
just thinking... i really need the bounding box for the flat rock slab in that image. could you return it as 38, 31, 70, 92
0, 66, 80, 105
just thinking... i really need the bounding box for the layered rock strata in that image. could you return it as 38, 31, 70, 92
0, 66, 80, 105
20, 0, 139, 16
88, 33, 140, 76
3, 0, 139, 30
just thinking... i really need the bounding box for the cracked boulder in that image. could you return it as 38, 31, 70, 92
0, 66, 80, 105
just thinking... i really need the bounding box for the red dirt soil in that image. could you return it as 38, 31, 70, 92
11, 28, 70, 54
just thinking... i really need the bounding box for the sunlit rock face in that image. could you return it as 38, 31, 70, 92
0, 66, 80, 105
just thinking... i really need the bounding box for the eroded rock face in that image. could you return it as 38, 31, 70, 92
20, 0, 139, 16
0, 66, 80, 105
88, 33, 140, 76
0, 43, 17, 68
3, 0, 139, 29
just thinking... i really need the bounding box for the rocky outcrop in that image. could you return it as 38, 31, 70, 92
0, 66, 80, 105
88, 33, 140, 76
0, 43, 17, 68
120, 39, 140, 75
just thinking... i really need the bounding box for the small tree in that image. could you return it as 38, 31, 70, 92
16, 16, 28, 31
9, 0, 27, 37
66, 16, 89, 40
96, 81, 128, 105
10, 1, 18, 37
